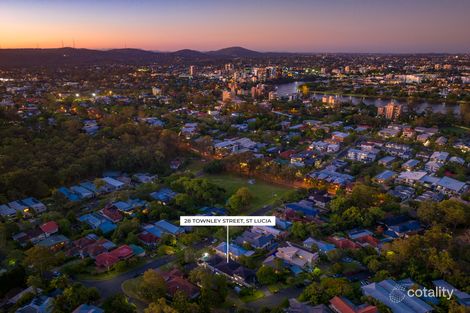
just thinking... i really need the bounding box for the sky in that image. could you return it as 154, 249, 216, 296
1, 0, 469, 53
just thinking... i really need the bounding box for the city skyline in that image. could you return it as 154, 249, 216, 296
1, 0, 470, 53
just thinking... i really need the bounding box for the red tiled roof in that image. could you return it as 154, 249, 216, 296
330, 296, 356, 313
330, 296, 377, 313
279, 150, 296, 159
161, 269, 199, 299
85, 244, 107, 258
138, 231, 159, 244
328, 237, 360, 249
102, 206, 123, 222
73, 236, 97, 249
356, 235, 379, 247
40, 221, 59, 234
95, 252, 119, 268
110, 245, 134, 259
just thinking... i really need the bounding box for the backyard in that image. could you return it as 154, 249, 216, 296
203, 173, 294, 213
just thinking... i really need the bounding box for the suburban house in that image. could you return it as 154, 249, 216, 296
39, 221, 59, 236
435, 176, 468, 196
373, 170, 397, 184
161, 268, 200, 299
202, 255, 256, 287
433, 280, 470, 307
328, 236, 360, 250
138, 231, 159, 247
95, 245, 134, 268
154, 220, 185, 236
37, 234, 69, 252
329, 296, 377, 313
72, 304, 104, 313
285, 200, 319, 217
79, 213, 117, 234
362, 279, 433, 313
150, 188, 178, 204
381, 216, 422, 238
215, 242, 254, 260
234, 230, 275, 250
101, 177, 126, 192
303, 237, 336, 253
101, 206, 124, 223
402, 159, 420, 171
265, 243, 318, 272
21, 197, 48, 214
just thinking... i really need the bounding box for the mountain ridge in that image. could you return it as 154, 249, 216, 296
0, 46, 294, 68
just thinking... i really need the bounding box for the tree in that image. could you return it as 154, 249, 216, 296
144, 298, 178, 313
291, 222, 308, 240
203, 160, 225, 174
139, 270, 167, 302
417, 199, 468, 229
112, 218, 140, 242
53, 283, 99, 313
23, 246, 60, 275
299, 277, 354, 304
103, 294, 137, 313
173, 291, 200, 313
26, 275, 43, 294
189, 267, 228, 306
256, 266, 278, 285
174, 193, 195, 211
228, 187, 253, 213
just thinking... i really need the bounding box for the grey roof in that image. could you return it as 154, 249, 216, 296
362, 279, 433, 313
437, 176, 466, 192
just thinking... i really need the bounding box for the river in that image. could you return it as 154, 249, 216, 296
274, 81, 462, 115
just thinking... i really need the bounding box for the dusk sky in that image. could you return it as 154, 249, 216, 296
1, 0, 469, 53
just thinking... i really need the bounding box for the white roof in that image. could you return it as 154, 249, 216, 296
102, 177, 125, 187
397, 171, 427, 181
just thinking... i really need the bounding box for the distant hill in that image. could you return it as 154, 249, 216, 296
0, 47, 163, 68
171, 49, 208, 58
0, 46, 294, 68
207, 46, 262, 58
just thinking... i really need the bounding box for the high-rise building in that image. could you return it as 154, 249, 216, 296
377, 102, 402, 120
189, 65, 196, 76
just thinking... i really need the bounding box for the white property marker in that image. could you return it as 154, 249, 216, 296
180, 216, 276, 226
180, 216, 276, 263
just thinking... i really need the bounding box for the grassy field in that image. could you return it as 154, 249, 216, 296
204, 173, 293, 213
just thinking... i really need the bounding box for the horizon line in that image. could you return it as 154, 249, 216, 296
0, 46, 468, 55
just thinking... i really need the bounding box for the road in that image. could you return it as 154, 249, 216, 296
78, 240, 208, 298
77, 202, 276, 301
80, 255, 174, 298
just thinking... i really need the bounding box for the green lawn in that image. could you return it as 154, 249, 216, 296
184, 158, 207, 174
204, 173, 293, 213
441, 126, 470, 136
240, 289, 265, 302
267, 283, 289, 293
